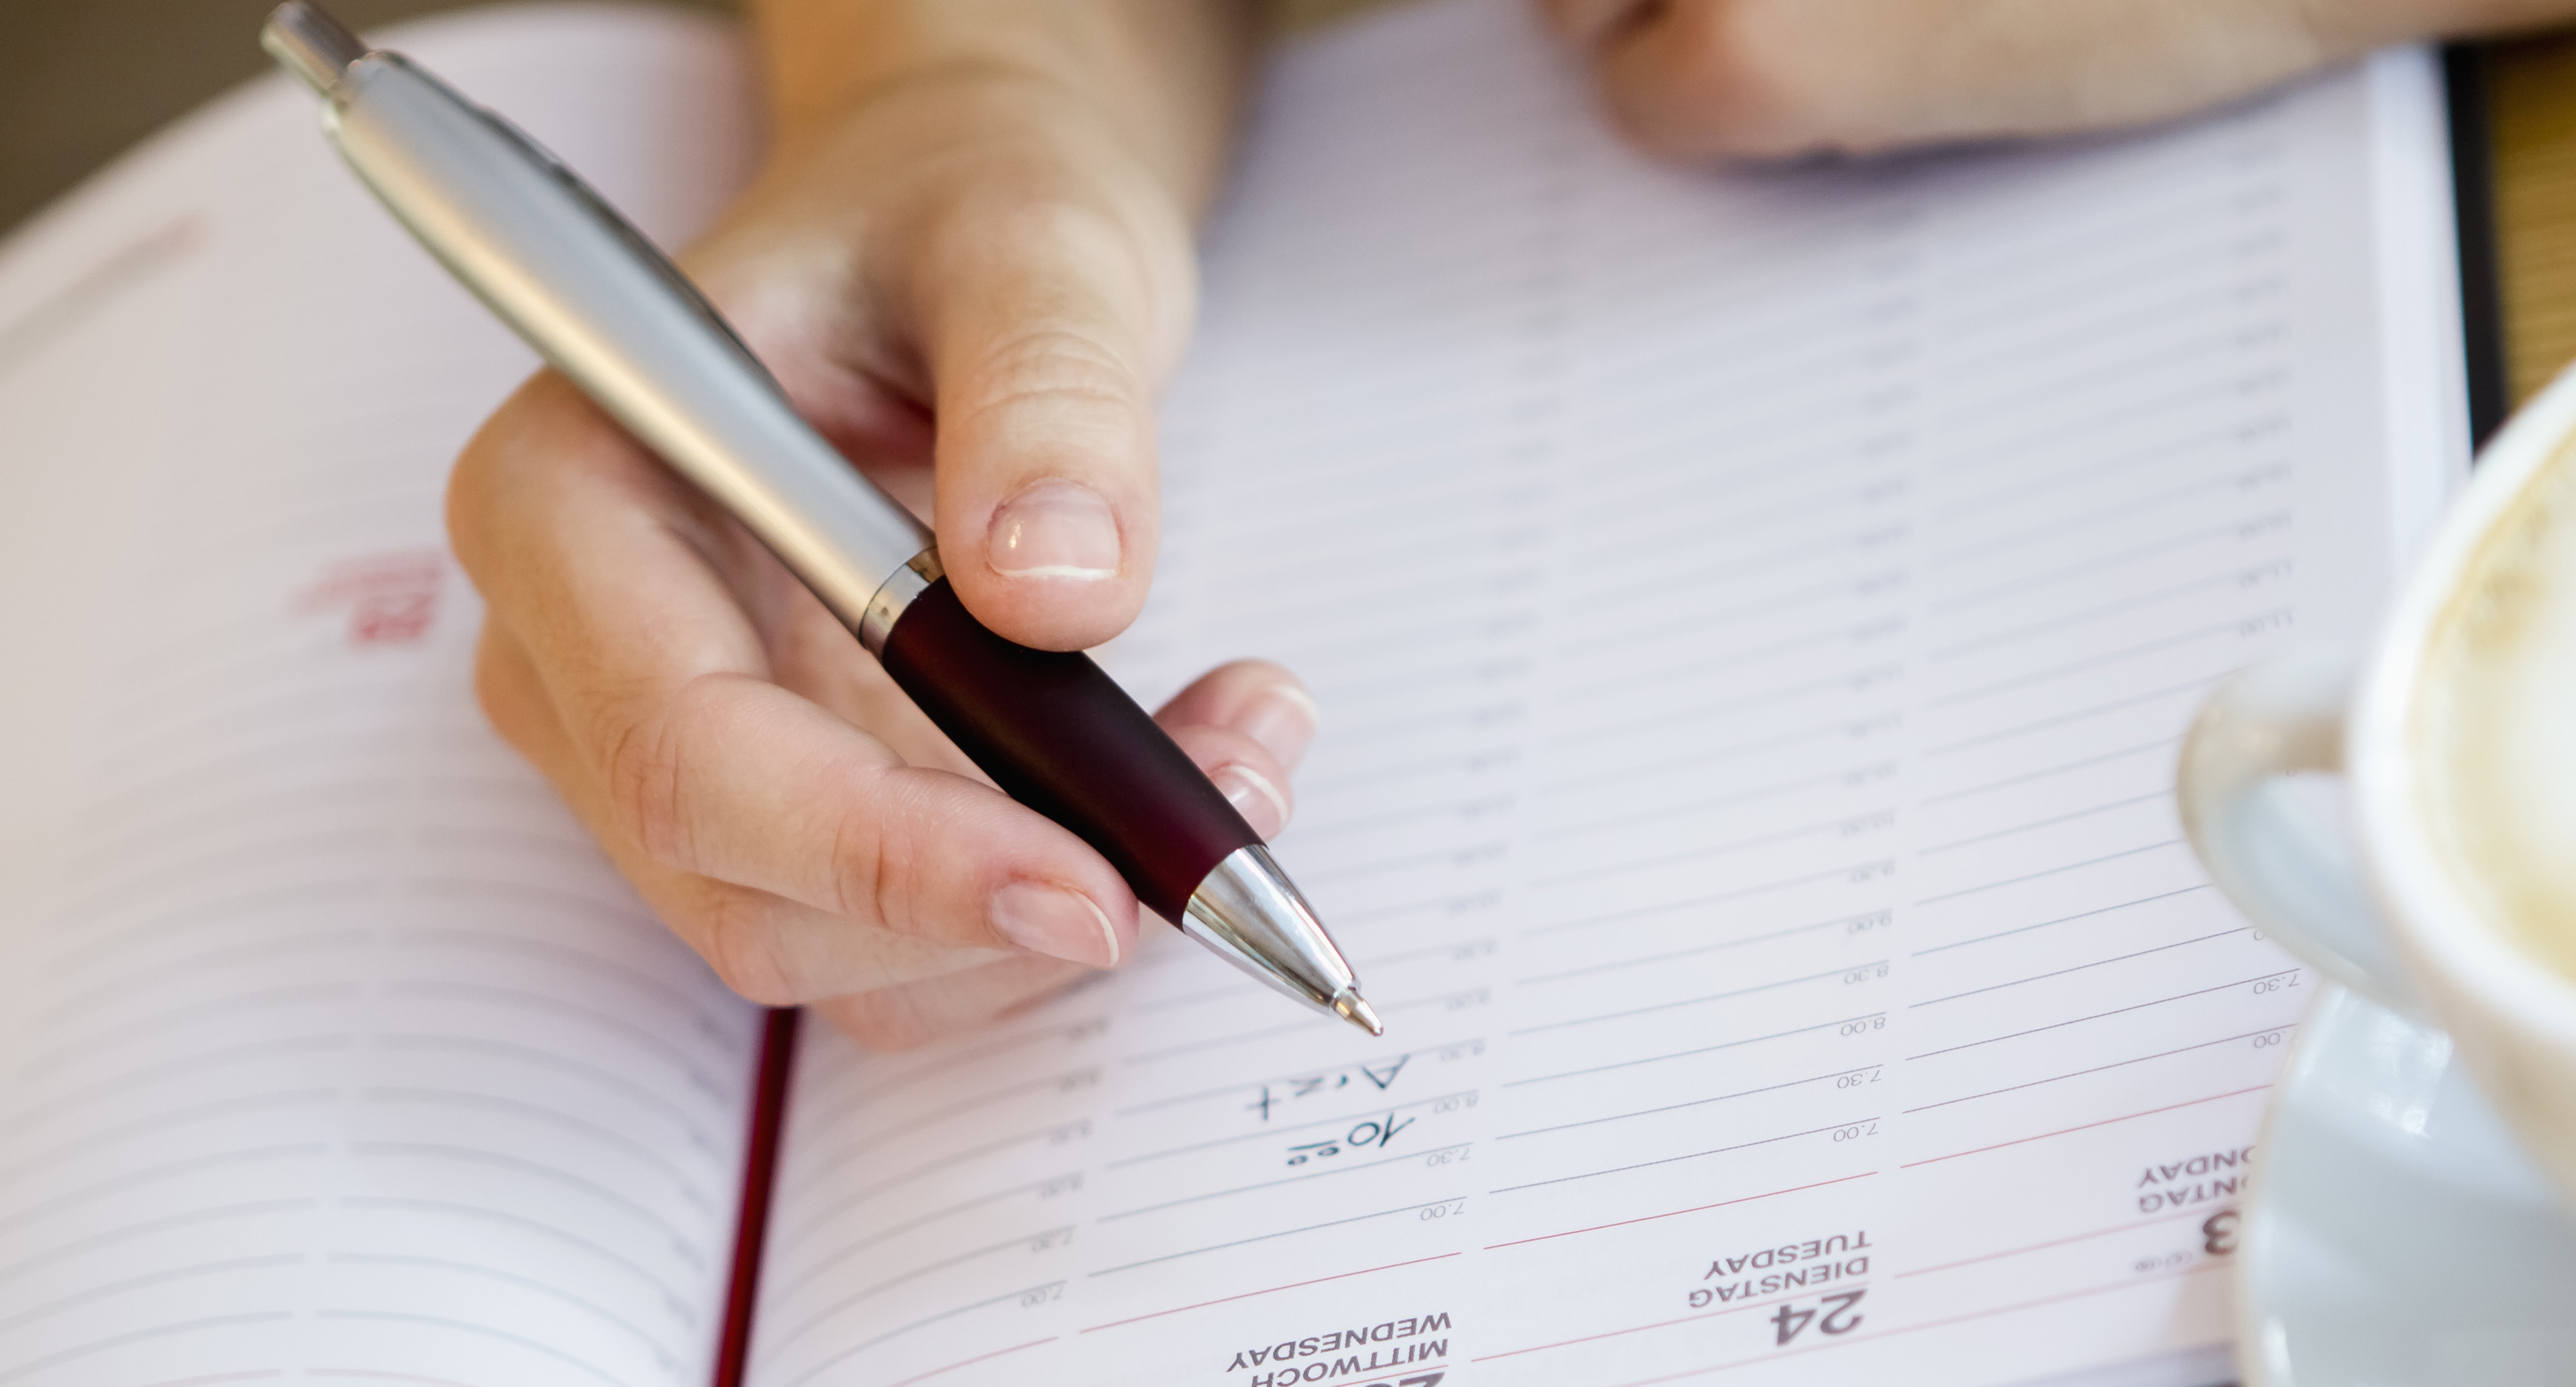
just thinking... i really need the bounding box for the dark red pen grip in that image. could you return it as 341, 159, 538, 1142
876, 577, 1259, 921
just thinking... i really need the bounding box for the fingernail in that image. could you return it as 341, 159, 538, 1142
987, 481, 1120, 581
988, 881, 1120, 967
1235, 685, 1319, 768
1211, 763, 1290, 840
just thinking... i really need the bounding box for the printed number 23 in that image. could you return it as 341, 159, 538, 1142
1773, 1289, 1865, 1347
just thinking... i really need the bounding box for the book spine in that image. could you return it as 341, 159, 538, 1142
713, 1008, 801, 1387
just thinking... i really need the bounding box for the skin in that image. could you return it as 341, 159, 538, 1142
449, 0, 1288, 1050
449, 0, 2576, 1049
1539, 0, 2576, 159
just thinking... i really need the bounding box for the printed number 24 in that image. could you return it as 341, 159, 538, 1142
1774, 1289, 1865, 1346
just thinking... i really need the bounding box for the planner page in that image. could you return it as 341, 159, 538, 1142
746, 3, 2467, 1386
0, 10, 767, 1384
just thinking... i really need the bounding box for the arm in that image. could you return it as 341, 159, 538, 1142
1545, 0, 2576, 159
446, 0, 1314, 1048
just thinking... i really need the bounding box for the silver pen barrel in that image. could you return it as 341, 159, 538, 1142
264, 3, 932, 622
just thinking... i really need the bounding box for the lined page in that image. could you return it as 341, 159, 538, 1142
748, 4, 2462, 1386
0, 12, 764, 1384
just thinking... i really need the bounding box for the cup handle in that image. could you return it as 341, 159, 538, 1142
2177, 643, 2427, 1016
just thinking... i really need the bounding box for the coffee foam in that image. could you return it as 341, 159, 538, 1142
2420, 437, 2576, 980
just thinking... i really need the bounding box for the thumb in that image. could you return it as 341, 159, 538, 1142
912, 185, 1193, 653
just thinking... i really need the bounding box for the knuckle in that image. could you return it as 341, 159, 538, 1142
1611, 0, 1829, 158
445, 441, 492, 532
594, 691, 694, 870
1550, 0, 1653, 43
470, 633, 539, 753
927, 180, 1177, 395
1663, 0, 1764, 87
444, 440, 511, 584
445, 375, 564, 524
826, 769, 939, 939
826, 800, 895, 929
832, 992, 939, 1052
695, 886, 804, 1006
951, 324, 1147, 438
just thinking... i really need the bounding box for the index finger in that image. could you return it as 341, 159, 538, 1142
448, 373, 1145, 980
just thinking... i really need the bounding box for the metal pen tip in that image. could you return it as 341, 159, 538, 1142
1332, 991, 1383, 1037
1182, 844, 1375, 1030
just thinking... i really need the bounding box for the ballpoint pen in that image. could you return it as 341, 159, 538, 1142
260, 1, 1381, 1037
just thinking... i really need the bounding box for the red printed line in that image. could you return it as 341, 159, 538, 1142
1078, 1253, 1463, 1333
1471, 1283, 1871, 1364
1900, 1086, 2269, 1169
1598, 1261, 2228, 1387
1894, 1203, 2237, 1280
884, 1337, 1058, 1387
1483, 1173, 1877, 1251
1873, 1260, 2228, 1342
1315, 1362, 1448, 1387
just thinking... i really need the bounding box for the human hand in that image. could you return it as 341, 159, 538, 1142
447, 0, 1296, 1048
1544, 0, 2576, 159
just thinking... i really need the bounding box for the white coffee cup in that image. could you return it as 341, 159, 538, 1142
2180, 364, 2576, 1210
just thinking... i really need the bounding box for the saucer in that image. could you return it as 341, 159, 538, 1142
2241, 982, 2576, 1384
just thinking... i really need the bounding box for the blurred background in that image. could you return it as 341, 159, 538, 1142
0, 0, 1369, 236
0, 0, 695, 231
5, 1, 2576, 399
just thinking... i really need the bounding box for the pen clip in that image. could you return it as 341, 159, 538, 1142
461, 99, 781, 392
269, 4, 782, 396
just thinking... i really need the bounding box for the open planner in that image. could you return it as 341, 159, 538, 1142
0, 1, 2473, 1384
